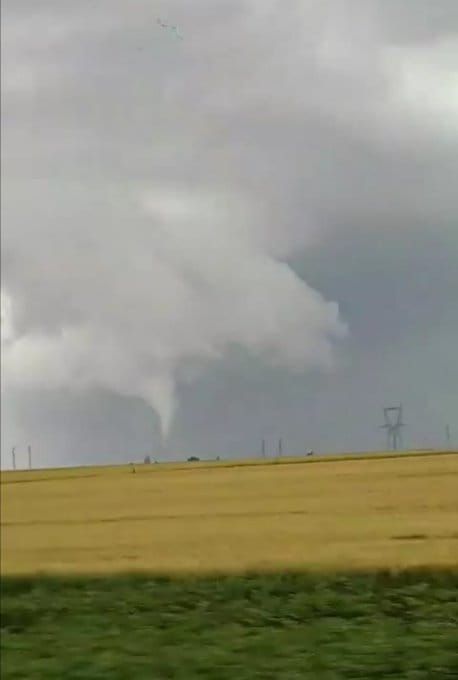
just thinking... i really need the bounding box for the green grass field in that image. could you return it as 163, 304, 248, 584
2, 570, 458, 679
1, 451, 457, 678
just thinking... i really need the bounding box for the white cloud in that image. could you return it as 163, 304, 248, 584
2, 182, 346, 436
391, 38, 458, 136
1, 0, 456, 457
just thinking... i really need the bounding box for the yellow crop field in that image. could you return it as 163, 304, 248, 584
1, 452, 457, 575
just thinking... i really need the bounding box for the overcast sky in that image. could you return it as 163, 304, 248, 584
2, 0, 458, 468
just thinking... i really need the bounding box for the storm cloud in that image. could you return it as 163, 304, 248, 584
2, 0, 457, 467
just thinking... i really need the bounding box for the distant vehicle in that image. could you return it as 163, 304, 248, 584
187, 456, 200, 462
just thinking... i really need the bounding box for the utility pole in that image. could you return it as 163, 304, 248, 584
445, 425, 451, 449
261, 439, 266, 458
381, 405, 405, 451
12, 447, 16, 470
28, 445, 32, 470
278, 438, 283, 457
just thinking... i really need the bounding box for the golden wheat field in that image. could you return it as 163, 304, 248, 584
1, 452, 457, 575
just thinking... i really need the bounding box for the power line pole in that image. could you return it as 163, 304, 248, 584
278, 438, 283, 457
12, 447, 16, 470
28, 445, 32, 470
261, 439, 266, 458
445, 425, 451, 449
381, 405, 405, 451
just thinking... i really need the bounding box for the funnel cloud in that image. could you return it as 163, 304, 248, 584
1, 182, 346, 437
1, 0, 457, 465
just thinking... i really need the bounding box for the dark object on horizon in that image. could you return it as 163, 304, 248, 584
187, 456, 200, 462
446, 424, 451, 448
306, 449, 314, 456
144, 455, 151, 464
381, 405, 405, 450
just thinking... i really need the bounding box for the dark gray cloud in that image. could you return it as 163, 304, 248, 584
2, 0, 457, 467
376, 0, 458, 44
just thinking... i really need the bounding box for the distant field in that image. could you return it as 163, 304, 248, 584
1, 447, 455, 483
2, 452, 458, 679
1, 451, 457, 575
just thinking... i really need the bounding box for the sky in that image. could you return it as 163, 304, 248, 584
1, 0, 458, 468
